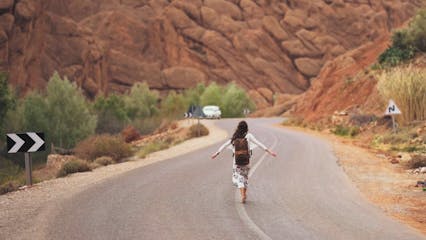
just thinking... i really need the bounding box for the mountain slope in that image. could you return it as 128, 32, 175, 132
0, 0, 422, 103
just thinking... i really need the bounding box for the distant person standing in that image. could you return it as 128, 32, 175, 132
211, 121, 276, 203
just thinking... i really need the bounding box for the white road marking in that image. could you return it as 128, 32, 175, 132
235, 132, 278, 240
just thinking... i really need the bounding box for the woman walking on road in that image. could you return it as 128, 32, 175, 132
211, 121, 276, 203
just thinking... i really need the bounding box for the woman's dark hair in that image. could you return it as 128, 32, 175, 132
231, 121, 248, 143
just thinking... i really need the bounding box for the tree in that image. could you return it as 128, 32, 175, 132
183, 83, 205, 106
45, 72, 97, 148
161, 91, 186, 119
0, 73, 14, 128
93, 93, 129, 134
124, 83, 159, 120
221, 83, 255, 117
200, 82, 222, 107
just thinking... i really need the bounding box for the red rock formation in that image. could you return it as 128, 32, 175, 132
0, 0, 422, 104
291, 36, 392, 123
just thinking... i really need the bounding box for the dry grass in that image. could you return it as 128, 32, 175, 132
188, 124, 209, 138
74, 134, 133, 162
377, 66, 426, 124
57, 159, 91, 177
136, 141, 170, 159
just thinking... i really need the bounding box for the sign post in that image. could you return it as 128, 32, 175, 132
384, 99, 401, 133
6, 132, 45, 186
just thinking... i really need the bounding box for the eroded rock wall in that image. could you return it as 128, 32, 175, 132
0, 0, 422, 103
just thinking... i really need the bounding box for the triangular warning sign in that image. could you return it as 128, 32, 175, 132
385, 99, 401, 115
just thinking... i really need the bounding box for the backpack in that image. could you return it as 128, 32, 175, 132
234, 137, 250, 166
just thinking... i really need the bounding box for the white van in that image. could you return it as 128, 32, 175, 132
202, 105, 222, 119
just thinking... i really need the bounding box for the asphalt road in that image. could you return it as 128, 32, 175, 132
44, 118, 425, 240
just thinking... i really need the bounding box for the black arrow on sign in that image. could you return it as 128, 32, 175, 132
6, 132, 45, 153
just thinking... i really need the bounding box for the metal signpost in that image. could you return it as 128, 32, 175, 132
384, 99, 402, 133
6, 132, 45, 186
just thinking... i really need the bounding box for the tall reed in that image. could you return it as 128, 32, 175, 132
377, 65, 426, 124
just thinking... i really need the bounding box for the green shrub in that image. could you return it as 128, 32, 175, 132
161, 91, 187, 119
377, 66, 426, 124
57, 159, 91, 177
94, 93, 130, 134
200, 82, 222, 107
188, 124, 209, 138
132, 116, 165, 135
378, 8, 426, 66
124, 83, 159, 120
407, 8, 426, 52
94, 156, 115, 166
45, 72, 97, 148
183, 83, 205, 106
8, 72, 97, 149
332, 125, 360, 137
200, 82, 255, 118
0, 73, 15, 128
221, 83, 256, 118
378, 46, 415, 67
74, 134, 133, 162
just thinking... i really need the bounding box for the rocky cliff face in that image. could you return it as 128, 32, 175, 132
0, 0, 422, 104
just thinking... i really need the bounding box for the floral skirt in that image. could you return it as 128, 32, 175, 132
232, 165, 250, 189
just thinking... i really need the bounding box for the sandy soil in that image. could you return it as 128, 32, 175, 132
283, 126, 426, 235
0, 120, 228, 239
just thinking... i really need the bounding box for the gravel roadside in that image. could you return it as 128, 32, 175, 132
281, 125, 426, 236
0, 120, 228, 240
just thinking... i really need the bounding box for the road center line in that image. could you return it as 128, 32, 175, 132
235, 132, 278, 240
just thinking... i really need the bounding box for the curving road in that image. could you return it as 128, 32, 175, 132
44, 119, 425, 240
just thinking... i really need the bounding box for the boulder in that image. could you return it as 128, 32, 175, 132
204, 0, 242, 20
0, 0, 14, 10
15, 0, 37, 20
295, 58, 324, 77
262, 16, 289, 40
0, 13, 14, 34
162, 67, 206, 89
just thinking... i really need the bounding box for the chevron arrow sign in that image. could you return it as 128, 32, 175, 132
6, 132, 45, 153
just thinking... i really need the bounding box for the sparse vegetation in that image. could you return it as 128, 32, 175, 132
281, 117, 305, 127
94, 156, 115, 166
377, 66, 426, 124
378, 8, 426, 67
74, 134, 133, 162
0, 157, 25, 194
137, 141, 170, 159
57, 159, 91, 177
332, 125, 360, 137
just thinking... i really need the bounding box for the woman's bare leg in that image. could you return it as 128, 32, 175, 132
240, 188, 247, 203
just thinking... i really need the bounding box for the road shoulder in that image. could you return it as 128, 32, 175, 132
278, 125, 426, 236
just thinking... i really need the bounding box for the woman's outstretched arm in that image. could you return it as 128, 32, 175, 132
248, 133, 277, 157
211, 139, 232, 159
